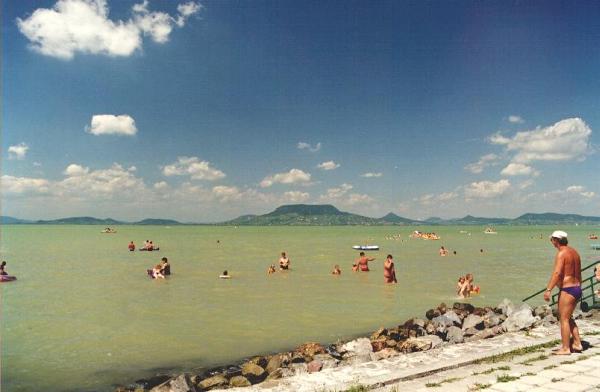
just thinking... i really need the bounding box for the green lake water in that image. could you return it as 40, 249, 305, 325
1, 225, 599, 391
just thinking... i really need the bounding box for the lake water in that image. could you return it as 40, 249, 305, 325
1, 225, 599, 391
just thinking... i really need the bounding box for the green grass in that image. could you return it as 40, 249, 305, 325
472, 365, 511, 375
496, 374, 519, 383
543, 365, 557, 370
471, 383, 491, 390
474, 340, 560, 364
519, 354, 548, 365
425, 377, 462, 388
551, 377, 564, 383
346, 385, 368, 392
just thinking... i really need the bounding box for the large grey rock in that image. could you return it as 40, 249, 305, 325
445, 326, 464, 344
453, 302, 475, 313
150, 375, 197, 392
497, 298, 515, 316
431, 315, 455, 330
483, 311, 502, 328
542, 314, 558, 326
341, 338, 373, 356
501, 304, 538, 332
371, 347, 399, 360
462, 314, 484, 331
312, 353, 339, 369
422, 334, 443, 349
534, 304, 552, 318
444, 310, 462, 326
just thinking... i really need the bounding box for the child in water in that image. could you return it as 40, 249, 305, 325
351, 263, 359, 272
267, 265, 276, 274
152, 264, 165, 279
331, 265, 341, 275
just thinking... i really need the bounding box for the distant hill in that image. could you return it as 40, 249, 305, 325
34, 217, 124, 225
224, 204, 416, 226
441, 215, 512, 226
512, 213, 600, 225
0, 216, 31, 224
134, 218, 183, 225
380, 212, 423, 225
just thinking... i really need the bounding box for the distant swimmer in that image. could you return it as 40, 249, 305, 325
356, 252, 375, 272
267, 265, 276, 274
128, 241, 136, 251
453, 250, 457, 255
439, 246, 448, 256
352, 263, 359, 272
279, 252, 290, 270
220, 270, 231, 279
457, 276, 469, 298
331, 265, 341, 275
466, 273, 480, 294
151, 264, 165, 279
0, 261, 8, 276
160, 257, 170, 275
383, 255, 397, 283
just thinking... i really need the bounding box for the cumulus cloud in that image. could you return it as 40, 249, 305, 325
282, 191, 310, 203
297, 142, 321, 152
260, 169, 311, 187
321, 183, 353, 199
317, 161, 340, 171
59, 163, 146, 199
464, 179, 511, 199
17, 0, 201, 60
566, 185, 596, 198
490, 118, 592, 163
508, 115, 524, 124
360, 172, 382, 178
86, 114, 137, 136
464, 153, 500, 174
64, 163, 90, 176
500, 163, 539, 177
8, 143, 29, 160
346, 193, 374, 205
211, 185, 243, 202
163, 157, 226, 180
1, 175, 50, 194
415, 191, 458, 206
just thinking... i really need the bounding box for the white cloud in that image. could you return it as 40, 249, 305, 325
464, 153, 499, 174
360, 172, 383, 178
508, 115, 524, 124
153, 181, 169, 190
260, 169, 311, 187
297, 142, 321, 152
490, 118, 592, 163
64, 163, 90, 176
566, 185, 596, 198
464, 179, 511, 199
163, 157, 226, 181
500, 163, 539, 177
17, 0, 200, 60
1, 175, 50, 194
212, 185, 243, 202
346, 193, 374, 205
87, 114, 137, 136
320, 183, 353, 199
416, 191, 458, 206
8, 143, 29, 160
282, 191, 310, 203
317, 161, 340, 171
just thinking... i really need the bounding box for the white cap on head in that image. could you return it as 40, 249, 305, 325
550, 230, 568, 239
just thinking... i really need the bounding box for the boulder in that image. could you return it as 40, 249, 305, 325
307, 360, 323, 373
248, 356, 268, 368
453, 302, 475, 314
483, 311, 502, 328
398, 337, 432, 353
312, 354, 339, 369
325, 344, 343, 360
370, 327, 388, 340
463, 327, 478, 337
341, 338, 373, 357
445, 326, 464, 344
371, 338, 387, 352
412, 318, 426, 328
289, 363, 308, 375
198, 374, 228, 391
542, 314, 558, 326
497, 298, 515, 316
472, 307, 487, 316
422, 334, 443, 349
501, 304, 538, 332
425, 322, 436, 335
229, 376, 251, 388
534, 304, 552, 318
443, 310, 462, 326
371, 347, 399, 360
290, 353, 306, 363
265, 368, 286, 381
266, 354, 286, 374
385, 339, 398, 348
134, 375, 171, 390
437, 302, 447, 314
426, 309, 441, 320
295, 342, 326, 358
241, 363, 267, 384
462, 314, 484, 331
491, 325, 506, 335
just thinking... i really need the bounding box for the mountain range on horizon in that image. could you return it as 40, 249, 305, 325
2, 204, 600, 226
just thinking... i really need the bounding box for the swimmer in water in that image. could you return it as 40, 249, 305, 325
331, 265, 341, 275
267, 265, 276, 274
279, 252, 290, 270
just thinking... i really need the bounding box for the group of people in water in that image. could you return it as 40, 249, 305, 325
456, 273, 480, 298
149, 257, 170, 279
128, 240, 159, 251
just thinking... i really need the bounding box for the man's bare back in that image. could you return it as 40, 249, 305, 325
555, 246, 581, 288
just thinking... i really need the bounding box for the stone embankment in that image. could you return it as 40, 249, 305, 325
115, 299, 600, 392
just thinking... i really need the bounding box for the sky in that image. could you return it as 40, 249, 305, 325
2, 0, 599, 222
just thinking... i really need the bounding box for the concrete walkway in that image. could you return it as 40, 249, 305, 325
221, 315, 600, 391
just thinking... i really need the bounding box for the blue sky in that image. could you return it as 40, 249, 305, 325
2, 0, 599, 222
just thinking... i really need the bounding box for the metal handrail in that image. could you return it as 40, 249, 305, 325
522, 259, 600, 304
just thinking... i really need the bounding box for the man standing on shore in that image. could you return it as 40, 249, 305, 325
544, 230, 583, 355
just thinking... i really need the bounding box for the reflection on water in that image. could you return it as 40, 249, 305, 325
1, 225, 596, 391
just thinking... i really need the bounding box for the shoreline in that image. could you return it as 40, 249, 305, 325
114, 299, 600, 392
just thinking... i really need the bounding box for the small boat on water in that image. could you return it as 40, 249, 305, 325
591, 244, 600, 250
101, 228, 117, 233
352, 245, 379, 251
589, 234, 599, 240
484, 227, 497, 234
0, 275, 17, 282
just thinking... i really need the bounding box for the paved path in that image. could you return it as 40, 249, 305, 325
220, 315, 600, 391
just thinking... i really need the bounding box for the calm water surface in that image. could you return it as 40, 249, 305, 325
1, 225, 599, 391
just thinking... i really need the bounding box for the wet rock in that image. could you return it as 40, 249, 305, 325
290, 353, 306, 363
307, 360, 323, 373
443, 310, 462, 326
266, 354, 285, 374
445, 326, 464, 344
150, 374, 198, 392
483, 311, 502, 328
241, 363, 267, 384
497, 298, 515, 316
453, 302, 475, 314
229, 376, 251, 388
371, 347, 399, 360
198, 374, 228, 391
398, 337, 432, 353
371, 338, 387, 352
312, 353, 338, 369
248, 356, 268, 368
534, 304, 552, 318
426, 308, 441, 320
437, 302, 447, 314
462, 314, 484, 331
265, 368, 285, 381
502, 304, 538, 332
294, 342, 326, 358
371, 327, 388, 340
